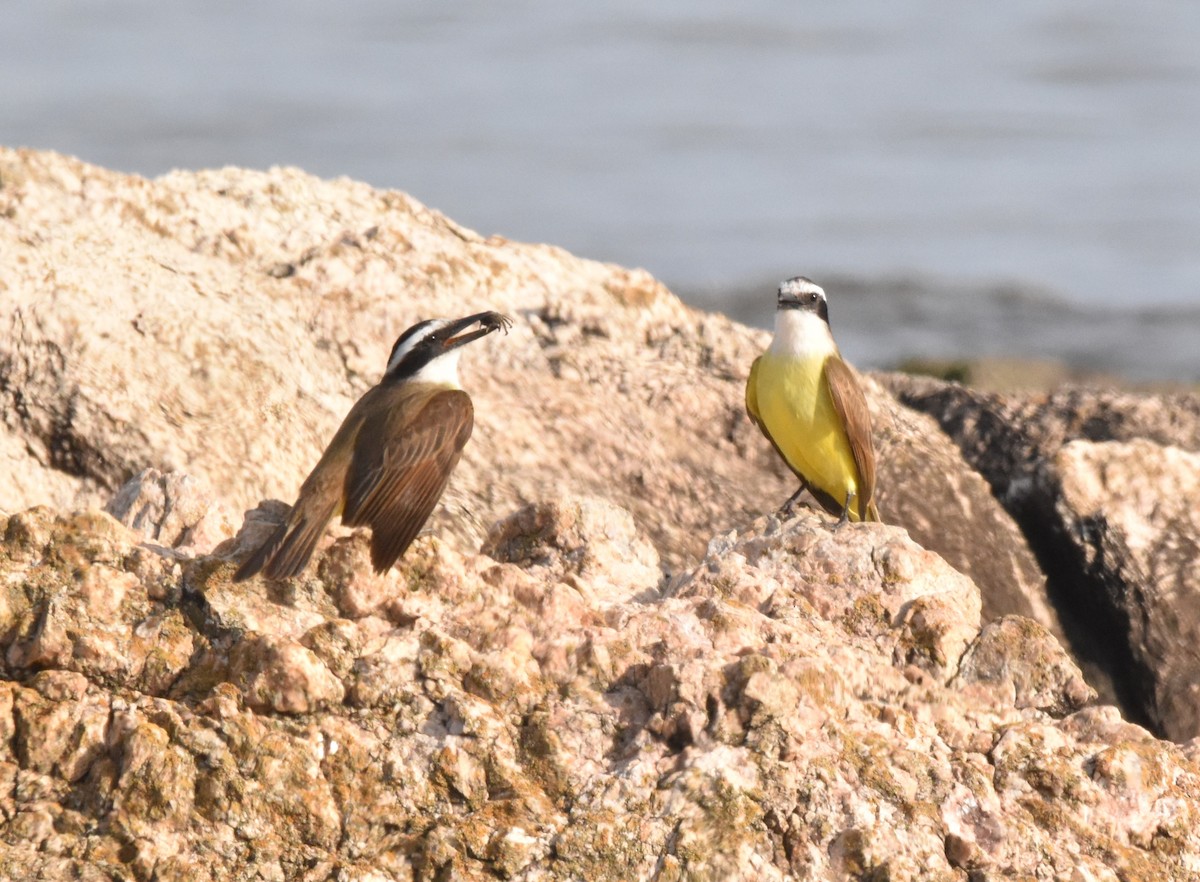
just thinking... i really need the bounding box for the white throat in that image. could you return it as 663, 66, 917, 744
409, 349, 463, 388
769, 309, 838, 360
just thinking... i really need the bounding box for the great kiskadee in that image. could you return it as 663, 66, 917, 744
233, 311, 512, 581
745, 277, 881, 523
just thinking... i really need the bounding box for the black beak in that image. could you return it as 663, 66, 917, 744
439, 311, 513, 349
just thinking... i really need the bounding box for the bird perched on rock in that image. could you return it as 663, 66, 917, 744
233, 310, 512, 581
746, 277, 881, 523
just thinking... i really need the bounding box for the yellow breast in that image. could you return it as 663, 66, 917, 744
749, 352, 860, 509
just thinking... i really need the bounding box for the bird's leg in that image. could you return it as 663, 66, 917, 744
779, 481, 810, 519
835, 490, 856, 530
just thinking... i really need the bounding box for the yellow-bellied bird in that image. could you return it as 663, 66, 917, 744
745, 277, 881, 523
234, 311, 512, 581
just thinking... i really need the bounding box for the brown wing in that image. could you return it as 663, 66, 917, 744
824, 356, 880, 521
341, 388, 474, 572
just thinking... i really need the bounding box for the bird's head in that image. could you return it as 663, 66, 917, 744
776, 276, 829, 324
385, 311, 513, 384
768, 276, 838, 357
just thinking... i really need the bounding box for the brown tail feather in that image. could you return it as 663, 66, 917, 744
232, 503, 335, 582
232, 521, 288, 582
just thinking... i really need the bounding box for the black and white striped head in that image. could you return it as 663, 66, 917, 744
776, 276, 829, 325
769, 276, 839, 358
384, 311, 512, 385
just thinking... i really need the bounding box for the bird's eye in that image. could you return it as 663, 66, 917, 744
808, 292, 818, 302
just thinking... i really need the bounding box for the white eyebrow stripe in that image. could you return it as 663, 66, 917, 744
386, 319, 449, 375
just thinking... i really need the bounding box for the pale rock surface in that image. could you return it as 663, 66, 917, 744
863, 376, 1061, 642
0, 146, 755, 573
1048, 440, 1200, 742
677, 512, 983, 684
884, 375, 1200, 531
954, 615, 1096, 715
887, 373, 1200, 740
3, 148, 1199, 877
105, 467, 237, 554
482, 496, 663, 602
3, 147, 1050, 629
0, 497, 1197, 881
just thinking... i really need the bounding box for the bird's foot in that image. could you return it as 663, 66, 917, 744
777, 484, 809, 520
834, 491, 856, 530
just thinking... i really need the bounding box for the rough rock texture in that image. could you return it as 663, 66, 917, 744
864, 380, 1062, 646
0, 145, 764, 574
881, 376, 1200, 502
3, 148, 1200, 877
5, 494, 1197, 882
1, 147, 1050, 631
885, 374, 1200, 740
1048, 440, 1200, 742
105, 467, 237, 556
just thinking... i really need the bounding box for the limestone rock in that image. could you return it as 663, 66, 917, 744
105, 467, 237, 555
2, 499, 1199, 880
886, 372, 1200, 739
3, 147, 1200, 878
3, 147, 1050, 617
1048, 440, 1200, 741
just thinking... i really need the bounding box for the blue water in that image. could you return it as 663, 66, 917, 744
4, 2, 1199, 379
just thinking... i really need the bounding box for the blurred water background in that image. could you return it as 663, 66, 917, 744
3, 1, 1198, 382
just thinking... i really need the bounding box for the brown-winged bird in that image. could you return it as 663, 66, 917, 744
233, 311, 511, 581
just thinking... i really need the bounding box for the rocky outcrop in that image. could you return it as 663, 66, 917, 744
865, 381, 1062, 647
104, 467, 237, 556
3, 147, 1200, 878
1, 147, 1057, 636
881, 377, 1200, 500
885, 374, 1200, 740
1048, 440, 1200, 742
6, 492, 1196, 882
0, 146, 764, 574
